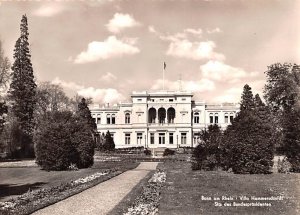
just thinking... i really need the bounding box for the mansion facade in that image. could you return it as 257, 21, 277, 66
90, 91, 239, 149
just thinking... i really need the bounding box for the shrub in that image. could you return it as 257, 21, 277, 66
35, 111, 77, 170
35, 111, 94, 170
144, 148, 151, 156
224, 111, 274, 174
163, 148, 175, 156
103, 131, 115, 151
192, 124, 222, 171
277, 157, 292, 173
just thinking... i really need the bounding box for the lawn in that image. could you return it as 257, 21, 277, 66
158, 160, 300, 215
0, 156, 139, 202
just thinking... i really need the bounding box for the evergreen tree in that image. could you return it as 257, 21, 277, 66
103, 131, 115, 151
224, 85, 274, 174
240, 84, 255, 111
8, 15, 36, 157
77, 98, 96, 131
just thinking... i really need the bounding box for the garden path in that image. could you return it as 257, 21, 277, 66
33, 162, 158, 215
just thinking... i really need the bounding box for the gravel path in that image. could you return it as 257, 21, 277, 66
33, 162, 158, 215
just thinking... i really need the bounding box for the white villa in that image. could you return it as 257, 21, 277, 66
90, 90, 239, 149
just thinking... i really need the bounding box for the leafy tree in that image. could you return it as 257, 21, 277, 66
0, 40, 10, 92
0, 40, 10, 152
8, 15, 36, 157
264, 63, 300, 172
223, 85, 274, 174
192, 124, 222, 170
103, 131, 115, 151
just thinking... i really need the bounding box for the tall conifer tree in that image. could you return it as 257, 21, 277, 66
8, 15, 36, 157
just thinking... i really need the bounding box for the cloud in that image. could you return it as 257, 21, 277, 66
149, 26, 203, 41
74, 36, 140, 64
166, 40, 225, 61
101, 72, 117, 82
200, 60, 258, 81
51, 77, 83, 91
33, 4, 65, 17
51, 77, 124, 104
106, 13, 140, 33
78, 87, 125, 104
151, 78, 215, 92
207, 28, 222, 34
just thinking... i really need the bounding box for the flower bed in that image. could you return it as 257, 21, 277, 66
0, 166, 134, 215
124, 170, 166, 215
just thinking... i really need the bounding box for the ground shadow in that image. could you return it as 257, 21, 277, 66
0, 182, 46, 200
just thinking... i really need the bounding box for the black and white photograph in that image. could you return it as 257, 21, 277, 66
0, 0, 299, 214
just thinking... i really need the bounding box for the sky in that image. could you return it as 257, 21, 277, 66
0, 0, 299, 105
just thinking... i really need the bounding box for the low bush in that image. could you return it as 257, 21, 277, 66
163, 148, 175, 156
35, 111, 95, 171
144, 148, 151, 156
277, 157, 291, 173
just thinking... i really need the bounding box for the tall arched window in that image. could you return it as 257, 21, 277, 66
215, 113, 219, 124
106, 114, 111, 124
158, 108, 166, 124
209, 113, 214, 124
167, 107, 175, 123
125, 113, 130, 124
111, 114, 116, 124
224, 113, 229, 123
194, 112, 199, 124
148, 108, 156, 123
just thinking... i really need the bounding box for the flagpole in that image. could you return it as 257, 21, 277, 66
163, 62, 165, 91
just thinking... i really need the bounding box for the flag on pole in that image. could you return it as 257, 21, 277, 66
164, 62, 166, 70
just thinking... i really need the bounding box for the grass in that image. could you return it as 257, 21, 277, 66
0, 158, 139, 202
158, 160, 300, 215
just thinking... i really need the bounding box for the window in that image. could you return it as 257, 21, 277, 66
182, 98, 186, 101
125, 113, 130, 124
169, 99, 174, 102
137, 133, 142, 145
97, 117, 101, 124
209, 113, 214, 124
194, 133, 200, 145
125, 133, 130, 145
215, 113, 218, 124
150, 133, 154, 144
230, 115, 234, 123
159, 133, 165, 144
181, 133, 187, 144
106, 114, 111, 124
224, 113, 229, 123
194, 112, 200, 124
137, 99, 142, 102
111, 114, 116, 124
169, 133, 174, 144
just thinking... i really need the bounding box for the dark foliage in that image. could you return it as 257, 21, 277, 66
144, 148, 151, 155
35, 111, 94, 170
264, 63, 300, 172
8, 15, 36, 158
192, 124, 222, 171
163, 148, 175, 156
103, 131, 115, 151
223, 85, 274, 174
